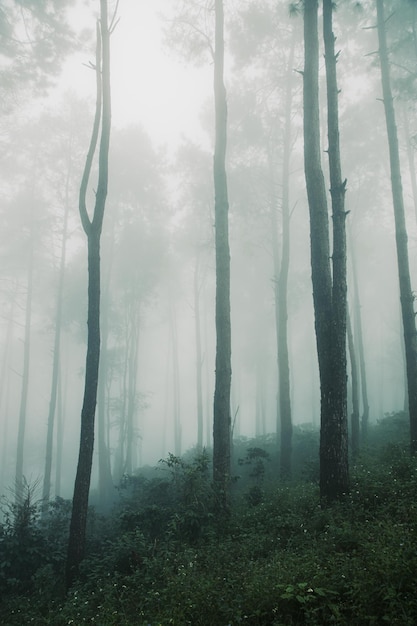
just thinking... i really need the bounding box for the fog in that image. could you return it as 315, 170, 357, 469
0, 0, 415, 502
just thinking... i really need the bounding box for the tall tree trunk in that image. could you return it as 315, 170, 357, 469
0, 289, 16, 488
169, 298, 182, 457
55, 359, 64, 496
42, 164, 70, 513
322, 0, 349, 497
125, 303, 140, 474
66, 0, 111, 588
402, 104, 417, 229
347, 309, 360, 458
376, 0, 417, 453
349, 229, 370, 440
303, 0, 348, 503
15, 242, 34, 503
194, 254, 204, 449
213, 0, 231, 512
277, 30, 295, 480
97, 230, 114, 506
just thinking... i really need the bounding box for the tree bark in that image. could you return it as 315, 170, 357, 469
376, 0, 417, 454
322, 0, 349, 497
66, 0, 111, 588
213, 0, 231, 512
303, 0, 348, 502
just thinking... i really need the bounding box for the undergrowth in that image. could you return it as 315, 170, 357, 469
1, 412, 416, 625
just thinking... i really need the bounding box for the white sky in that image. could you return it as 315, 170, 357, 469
62, 0, 213, 150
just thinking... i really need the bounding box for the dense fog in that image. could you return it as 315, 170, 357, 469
0, 0, 415, 503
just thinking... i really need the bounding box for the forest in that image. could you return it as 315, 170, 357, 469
1, 0, 417, 623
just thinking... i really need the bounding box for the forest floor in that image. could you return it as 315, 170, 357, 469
0, 412, 416, 625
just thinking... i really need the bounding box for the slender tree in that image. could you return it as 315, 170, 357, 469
347, 309, 360, 458
376, 0, 417, 454
15, 223, 34, 502
66, 0, 112, 588
212, 0, 232, 511
42, 153, 71, 513
277, 29, 296, 480
349, 227, 370, 439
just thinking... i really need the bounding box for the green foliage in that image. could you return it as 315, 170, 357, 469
2, 415, 417, 624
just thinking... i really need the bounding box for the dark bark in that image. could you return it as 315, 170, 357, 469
322, 0, 349, 497
303, 0, 348, 502
66, 0, 111, 588
377, 0, 417, 454
213, 0, 231, 512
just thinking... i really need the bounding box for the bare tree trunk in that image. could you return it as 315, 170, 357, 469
194, 254, 204, 449
55, 359, 64, 496
349, 229, 370, 440
377, 0, 417, 453
402, 104, 417, 229
213, 0, 231, 512
66, 0, 111, 587
347, 309, 360, 458
15, 242, 34, 502
0, 288, 16, 488
97, 230, 114, 506
303, 0, 348, 503
277, 29, 295, 480
125, 305, 139, 474
322, 0, 349, 496
167, 297, 181, 457
42, 165, 70, 513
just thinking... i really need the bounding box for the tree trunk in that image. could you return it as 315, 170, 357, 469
303, 0, 348, 502
213, 0, 231, 512
55, 359, 65, 496
322, 0, 349, 497
42, 164, 70, 513
169, 298, 182, 457
277, 29, 295, 480
15, 242, 34, 503
349, 228, 370, 440
66, 0, 111, 588
194, 254, 204, 449
376, 0, 417, 454
347, 309, 360, 458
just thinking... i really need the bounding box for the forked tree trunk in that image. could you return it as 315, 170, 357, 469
66, 0, 111, 588
377, 0, 417, 453
213, 0, 231, 512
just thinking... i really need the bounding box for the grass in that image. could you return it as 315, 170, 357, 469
1, 413, 416, 625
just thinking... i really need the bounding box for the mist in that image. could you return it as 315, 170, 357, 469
0, 0, 414, 499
